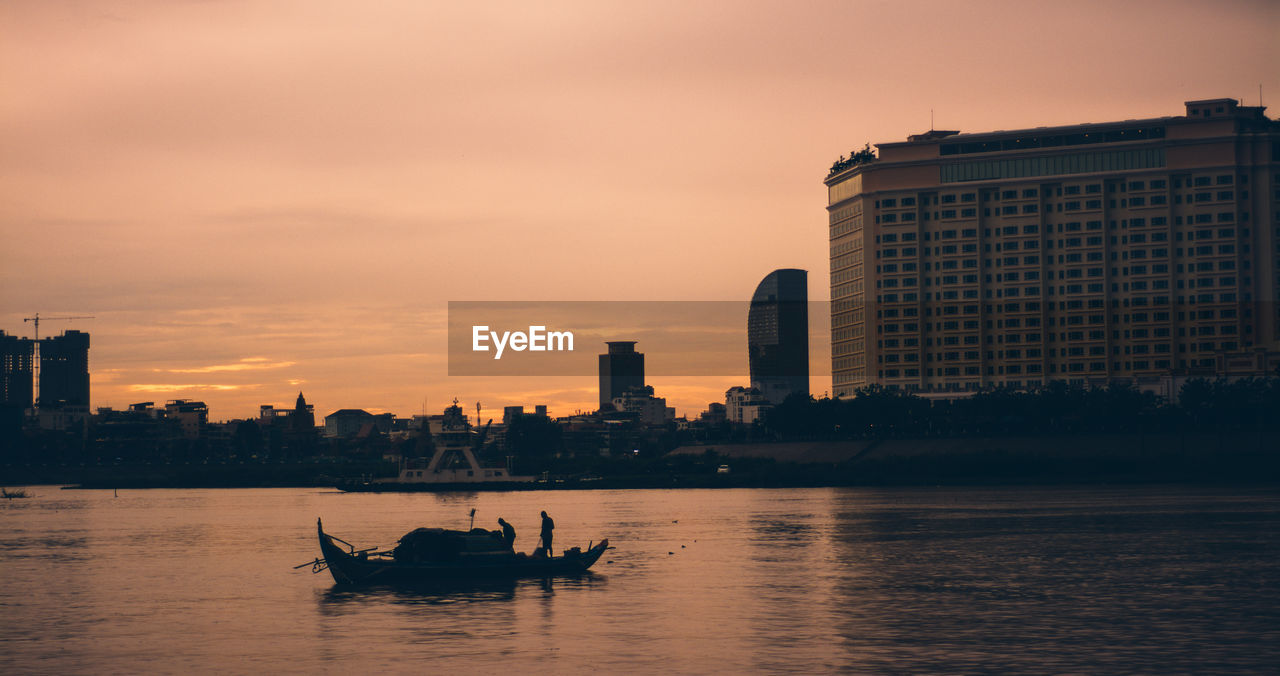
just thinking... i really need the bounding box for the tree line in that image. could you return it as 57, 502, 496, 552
764, 378, 1280, 440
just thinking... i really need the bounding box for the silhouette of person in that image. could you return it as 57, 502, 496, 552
497, 517, 516, 548
539, 510, 555, 556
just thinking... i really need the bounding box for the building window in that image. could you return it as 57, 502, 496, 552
941, 148, 1166, 183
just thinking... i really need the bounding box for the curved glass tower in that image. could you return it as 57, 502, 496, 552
748, 269, 809, 405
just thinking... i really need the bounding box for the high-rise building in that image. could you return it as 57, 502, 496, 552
598, 341, 644, 411
39, 330, 90, 407
825, 98, 1279, 396
748, 268, 810, 404
0, 331, 34, 409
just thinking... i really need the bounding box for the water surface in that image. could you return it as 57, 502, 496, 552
1, 485, 1277, 673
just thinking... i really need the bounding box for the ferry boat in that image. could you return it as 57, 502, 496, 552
338, 401, 535, 491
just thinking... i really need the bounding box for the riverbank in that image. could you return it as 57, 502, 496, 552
5, 432, 1276, 489
2, 459, 388, 490
669, 431, 1280, 486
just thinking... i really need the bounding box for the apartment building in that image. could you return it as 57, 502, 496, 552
825, 98, 1278, 396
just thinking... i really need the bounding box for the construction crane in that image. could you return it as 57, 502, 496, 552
22, 313, 95, 410
23, 313, 95, 341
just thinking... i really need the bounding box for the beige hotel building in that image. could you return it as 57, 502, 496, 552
825, 98, 1279, 397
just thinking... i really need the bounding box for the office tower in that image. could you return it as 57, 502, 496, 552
39, 330, 90, 407
599, 341, 644, 411
0, 331, 34, 409
748, 268, 810, 404
825, 98, 1279, 396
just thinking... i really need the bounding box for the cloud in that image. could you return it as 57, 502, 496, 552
127, 383, 259, 393
163, 358, 296, 374
92, 368, 125, 383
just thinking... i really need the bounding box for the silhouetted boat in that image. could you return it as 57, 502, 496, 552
309, 519, 610, 585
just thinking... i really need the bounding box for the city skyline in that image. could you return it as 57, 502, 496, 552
2, 1, 1277, 419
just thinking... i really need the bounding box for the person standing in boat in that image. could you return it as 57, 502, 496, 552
497, 518, 516, 548
539, 510, 555, 556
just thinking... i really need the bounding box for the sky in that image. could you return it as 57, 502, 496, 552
2, 0, 1277, 421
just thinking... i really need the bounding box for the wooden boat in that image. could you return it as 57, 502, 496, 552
310, 518, 610, 585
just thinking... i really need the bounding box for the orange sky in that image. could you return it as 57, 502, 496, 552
2, 0, 1277, 421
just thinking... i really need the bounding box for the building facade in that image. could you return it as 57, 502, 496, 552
324, 408, 382, 438
724, 386, 771, 425
598, 341, 645, 411
164, 399, 209, 439
825, 98, 1279, 396
0, 330, 34, 409
39, 330, 91, 407
748, 268, 810, 405
611, 385, 674, 427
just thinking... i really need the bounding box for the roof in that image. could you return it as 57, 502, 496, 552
326, 408, 372, 418
878, 115, 1176, 149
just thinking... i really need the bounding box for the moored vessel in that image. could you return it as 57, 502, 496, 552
338, 400, 535, 492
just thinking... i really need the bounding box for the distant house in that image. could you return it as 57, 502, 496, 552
325, 409, 373, 438
699, 402, 727, 426
325, 409, 396, 437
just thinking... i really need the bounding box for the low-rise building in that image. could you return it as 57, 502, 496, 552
325, 409, 374, 438
612, 385, 674, 427
164, 399, 208, 439
725, 386, 771, 425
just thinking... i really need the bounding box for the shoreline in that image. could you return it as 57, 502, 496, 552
7, 431, 1276, 491
13, 459, 1279, 491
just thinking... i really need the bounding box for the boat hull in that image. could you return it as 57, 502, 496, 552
316, 520, 609, 585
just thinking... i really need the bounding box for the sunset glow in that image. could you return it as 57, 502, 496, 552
3, 0, 1276, 420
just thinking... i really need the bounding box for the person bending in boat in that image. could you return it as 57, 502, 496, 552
497, 517, 516, 549
539, 510, 555, 557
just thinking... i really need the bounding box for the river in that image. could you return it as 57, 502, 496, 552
2, 485, 1277, 673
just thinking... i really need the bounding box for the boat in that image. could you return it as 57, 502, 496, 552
308, 518, 610, 585
338, 400, 536, 492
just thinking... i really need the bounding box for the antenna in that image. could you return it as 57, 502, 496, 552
930, 108, 934, 131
